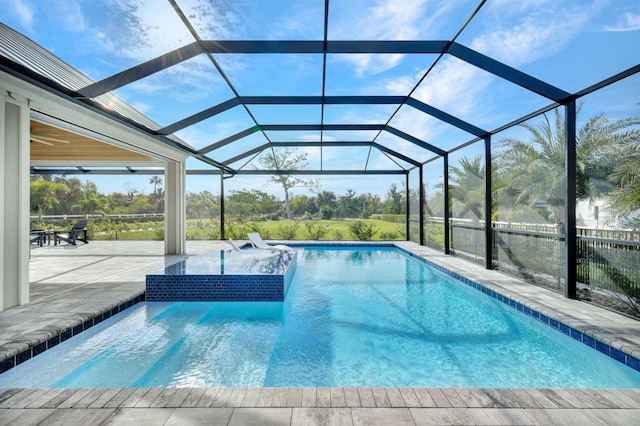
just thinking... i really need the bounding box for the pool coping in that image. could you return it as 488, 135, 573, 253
0, 292, 145, 374
1, 240, 640, 381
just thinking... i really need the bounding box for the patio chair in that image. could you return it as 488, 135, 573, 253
54, 219, 89, 245
227, 238, 242, 251
247, 232, 292, 252
30, 230, 46, 246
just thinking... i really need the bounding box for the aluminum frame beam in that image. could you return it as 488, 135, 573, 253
157, 98, 240, 135
406, 97, 487, 137
235, 169, 406, 175
221, 141, 419, 168
159, 96, 486, 140
200, 124, 445, 157
77, 40, 568, 104
447, 43, 571, 102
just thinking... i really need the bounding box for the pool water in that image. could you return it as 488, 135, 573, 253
2, 246, 640, 388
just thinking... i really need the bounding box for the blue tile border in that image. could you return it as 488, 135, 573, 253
395, 244, 640, 375
146, 252, 297, 302
0, 293, 144, 375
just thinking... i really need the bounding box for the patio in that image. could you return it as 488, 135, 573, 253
1, 241, 640, 424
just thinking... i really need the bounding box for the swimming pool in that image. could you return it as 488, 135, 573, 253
2, 246, 640, 388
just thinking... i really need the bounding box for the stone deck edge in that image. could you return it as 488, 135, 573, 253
2, 387, 640, 410
0, 291, 145, 373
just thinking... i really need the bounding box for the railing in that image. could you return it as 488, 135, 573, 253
31, 213, 164, 220
444, 220, 640, 305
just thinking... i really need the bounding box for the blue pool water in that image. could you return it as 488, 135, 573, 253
2, 246, 640, 388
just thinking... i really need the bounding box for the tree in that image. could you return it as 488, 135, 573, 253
498, 107, 640, 221
358, 193, 382, 218
52, 176, 83, 214
289, 194, 316, 216
257, 149, 317, 219
149, 176, 162, 195
339, 189, 359, 218
71, 193, 107, 218
383, 183, 406, 215
602, 120, 640, 220
186, 195, 208, 224
315, 190, 337, 210
448, 155, 485, 220
30, 178, 70, 222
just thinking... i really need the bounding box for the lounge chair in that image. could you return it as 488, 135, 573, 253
54, 219, 89, 245
247, 232, 292, 252
227, 238, 242, 251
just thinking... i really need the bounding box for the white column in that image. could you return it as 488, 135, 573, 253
0, 95, 30, 311
164, 159, 186, 254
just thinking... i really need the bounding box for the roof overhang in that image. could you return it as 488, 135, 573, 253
1, 68, 189, 167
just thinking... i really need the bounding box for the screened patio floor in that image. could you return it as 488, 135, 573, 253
1, 241, 639, 425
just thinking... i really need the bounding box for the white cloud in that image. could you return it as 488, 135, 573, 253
52, 0, 86, 32
175, 0, 238, 39
130, 101, 152, 114
95, 0, 193, 60
603, 12, 640, 32
413, 57, 489, 117
297, 134, 323, 142
343, 54, 407, 78
329, 0, 427, 40
333, 0, 429, 76
470, 5, 592, 66
487, 0, 556, 14
10, 0, 34, 29
379, 0, 603, 137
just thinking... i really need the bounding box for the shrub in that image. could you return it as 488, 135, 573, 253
305, 222, 329, 240
379, 231, 399, 240
224, 223, 249, 240
278, 222, 299, 239
379, 214, 404, 223
348, 220, 377, 241
320, 205, 333, 220
209, 226, 221, 239
247, 222, 263, 233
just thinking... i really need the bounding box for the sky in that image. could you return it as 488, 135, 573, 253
1, 0, 639, 198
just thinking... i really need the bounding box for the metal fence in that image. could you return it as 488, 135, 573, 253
446, 220, 640, 301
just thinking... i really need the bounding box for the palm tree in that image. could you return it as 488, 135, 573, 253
149, 176, 162, 195
604, 124, 640, 220
71, 193, 107, 219
448, 155, 485, 220
30, 179, 70, 223
497, 107, 640, 221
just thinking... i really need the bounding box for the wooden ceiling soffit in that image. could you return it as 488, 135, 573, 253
30, 120, 153, 163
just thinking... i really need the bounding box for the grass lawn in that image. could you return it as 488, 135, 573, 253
92, 219, 406, 241
232, 219, 406, 241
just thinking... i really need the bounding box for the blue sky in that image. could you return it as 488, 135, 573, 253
2, 0, 639, 197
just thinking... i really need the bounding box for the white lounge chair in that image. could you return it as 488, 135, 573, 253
227, 238, 241, 251
247, 232, 292, 252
